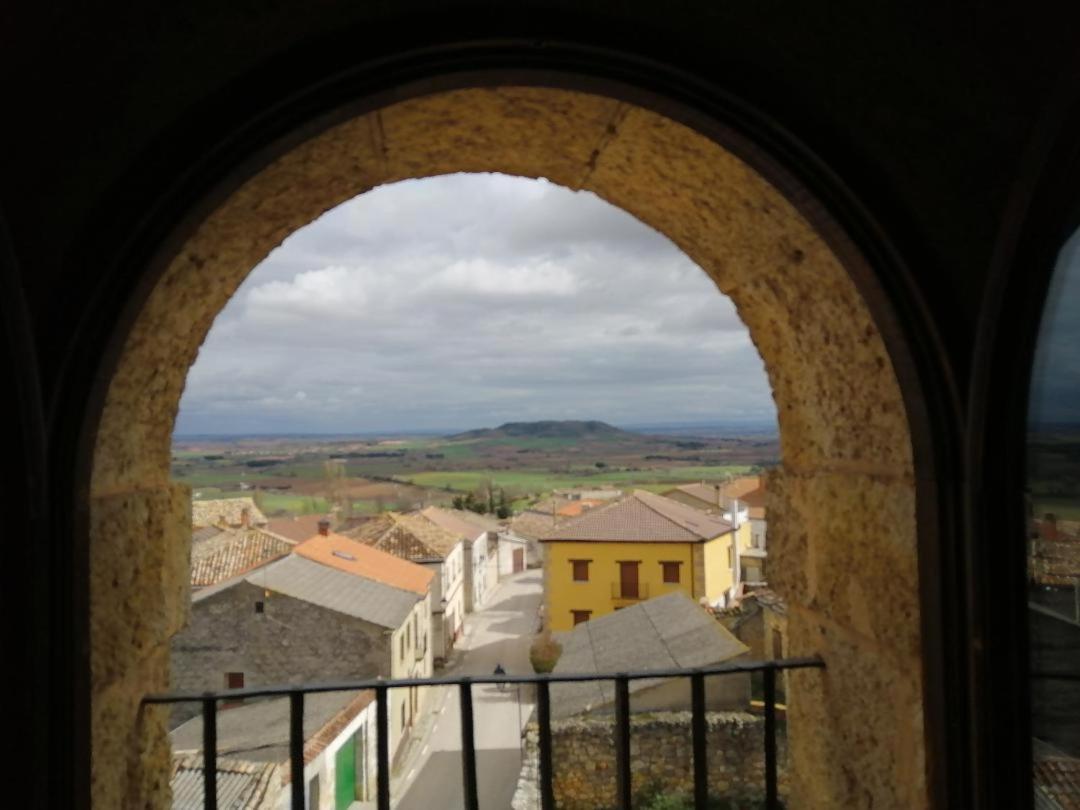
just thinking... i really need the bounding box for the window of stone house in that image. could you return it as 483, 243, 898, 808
571, 559, 590, 582
661, 561, 681, 583
225, 672, 244, 689
572, 610, 592, 626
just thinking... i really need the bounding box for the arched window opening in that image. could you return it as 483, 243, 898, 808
88, 86, 924, 810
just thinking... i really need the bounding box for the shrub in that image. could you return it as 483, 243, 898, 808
529, 630, 562, 673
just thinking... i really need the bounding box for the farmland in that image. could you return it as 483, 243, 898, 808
172, 421, 779, 517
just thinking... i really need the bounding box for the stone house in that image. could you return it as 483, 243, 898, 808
191, 497, 269, 530
171, 531, 434, 758
346, 510, 467, 661
418, 506, 504, 612
551, 591, 750, 718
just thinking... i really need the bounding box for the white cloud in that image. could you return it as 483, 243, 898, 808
176, 174, 777, 435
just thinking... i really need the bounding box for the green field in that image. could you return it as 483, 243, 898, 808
189, 490, 427, 515
399, 465, 752, 495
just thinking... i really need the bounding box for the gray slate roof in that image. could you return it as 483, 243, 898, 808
551, 591, 748, 717
170, 754, 281, 810
170, 691, 360, 764
243, 554, 420, 629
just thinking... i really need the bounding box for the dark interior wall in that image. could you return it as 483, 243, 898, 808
1, 1, 1077, 404
3, 2, 1080, 808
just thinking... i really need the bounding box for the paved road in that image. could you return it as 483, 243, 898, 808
393, 570, 543, 810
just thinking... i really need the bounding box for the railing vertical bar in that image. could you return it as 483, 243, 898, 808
460, 680, 480, 810
764, 667, 778, 810
290, 691, 305, 810
536, 680, 556, 810
376, 684, 390, 810
202, 698, 218, 810
691, 672, 708, 809
614, 676, 632, 810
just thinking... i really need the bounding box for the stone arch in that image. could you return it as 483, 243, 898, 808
89, 86, 922, 808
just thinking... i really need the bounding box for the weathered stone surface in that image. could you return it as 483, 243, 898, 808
89, 86, 925, 809
784, 605, 925, 809
92, 646, 172, 810
767, 469, 919, 659
90, 484, 191, 689
512, 711, 786, 810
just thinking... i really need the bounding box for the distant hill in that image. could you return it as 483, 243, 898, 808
449, 420, 635, 441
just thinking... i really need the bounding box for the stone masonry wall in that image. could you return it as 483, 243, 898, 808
512, 712, 785, 810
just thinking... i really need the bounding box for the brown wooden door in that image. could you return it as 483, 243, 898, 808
513, 548, 524, 573
619, 562, 639, 598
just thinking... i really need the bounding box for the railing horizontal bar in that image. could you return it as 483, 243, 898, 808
143, 656, 826, 703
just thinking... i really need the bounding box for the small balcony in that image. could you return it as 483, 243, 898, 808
611, 581, 650, 602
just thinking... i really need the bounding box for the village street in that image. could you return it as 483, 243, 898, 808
391, 570, 543, 810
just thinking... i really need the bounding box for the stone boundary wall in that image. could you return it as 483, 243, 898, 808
512, 711, 786, 810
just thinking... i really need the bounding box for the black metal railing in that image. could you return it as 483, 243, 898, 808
145, 656, 824, 810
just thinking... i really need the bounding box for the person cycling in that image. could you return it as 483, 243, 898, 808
493, 663, 506, 691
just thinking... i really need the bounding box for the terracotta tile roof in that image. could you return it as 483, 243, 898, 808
171, 690, 370, 776
668, 477, 767, 519
420, 505, 501, 538
294, 532, 434, 595
541, 490, 734, 543
1035, 747, 1080, 809
192, 525, 226, 545
191, 497, 268, 529
265, 514, 328, 543
190, 527, 294, 587
344, 512, 461, 561
300, 690, 375, 771
510, 510, 562, 540
170, 753, 281, 809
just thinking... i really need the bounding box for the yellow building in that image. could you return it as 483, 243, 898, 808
541, 490, 738, 631
664, 477, 767, 587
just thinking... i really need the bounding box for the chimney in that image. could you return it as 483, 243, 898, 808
1043, 513, 1059, 541
318, 518, 331, 537
240, 507, 250, 528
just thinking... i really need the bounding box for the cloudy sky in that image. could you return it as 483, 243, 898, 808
175, 173, 777, 436
1030, 227, 1080, 426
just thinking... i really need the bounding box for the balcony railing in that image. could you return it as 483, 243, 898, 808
145, 656, 824, 810
611, 581, 650, 600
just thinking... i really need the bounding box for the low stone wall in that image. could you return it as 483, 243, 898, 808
512, 712, 785, 810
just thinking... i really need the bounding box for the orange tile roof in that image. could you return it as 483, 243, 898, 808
266, 514, 328, 543
293, 532, 434, 596
555, 499, 605, 518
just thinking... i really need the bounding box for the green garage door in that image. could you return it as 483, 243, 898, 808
334, 736, 356, 810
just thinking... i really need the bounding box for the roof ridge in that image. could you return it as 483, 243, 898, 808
631, 489, 695, 531
638, 597, 679, 668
